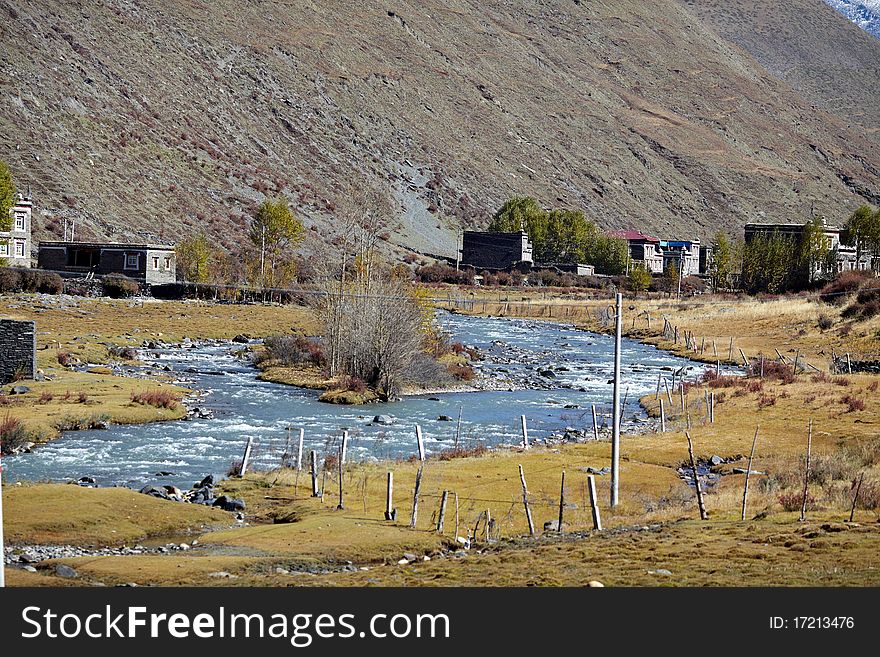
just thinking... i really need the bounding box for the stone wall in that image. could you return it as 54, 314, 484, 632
0, 319, 37, 383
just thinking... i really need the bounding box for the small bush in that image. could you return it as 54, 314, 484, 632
446, 363, 475, 381
336, 375, 367, 394
842, 286, 880, 320
758, 393, 776, 408
109, 345, 138, 360
819, 270, 873, 305
0, 412, 30, 454
437, 445, 488, 461
102, 274, 139, 298
77, 391, 89, 403
778, 490, 815, 512
0, 268, 63, 295
37, 391, 54, 404
130, 389, 182, 409
57, 351, 73, 366
834, 376, 852, 387
817, 313, 833, 331
260, 335, 325, 367
415, 263, 472, 285
749, 359, 795, 383
840, 394, 866, 413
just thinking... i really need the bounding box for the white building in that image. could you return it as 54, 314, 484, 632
1, 193, 32, 267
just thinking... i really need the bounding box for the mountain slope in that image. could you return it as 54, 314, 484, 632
1, 0, 879, 259
681, 0, 880, 141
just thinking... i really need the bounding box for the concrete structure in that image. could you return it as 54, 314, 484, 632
37, 241, 176, 284
660, 239, 701, 276
1, 193, 33, 267
610, 230, 664, 274
461, 231, 533, 271
0, 319, 36, 384
539, 262, 596, 276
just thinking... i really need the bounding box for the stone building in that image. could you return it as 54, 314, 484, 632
1, 193, 33, 267
460, 231, 533, 270
744, 221, 871, 276
610, 230, 664, 274
37, 241, 176, 284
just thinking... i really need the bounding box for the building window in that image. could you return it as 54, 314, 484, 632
152, 257, 159, 270
14, 214, 25, 231
163, 257, 171, 270
0, 240, 8, 257
14, 240, 26, 257
124, 253, 139, 270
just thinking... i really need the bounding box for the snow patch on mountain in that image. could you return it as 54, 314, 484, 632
825, 0, 880, 39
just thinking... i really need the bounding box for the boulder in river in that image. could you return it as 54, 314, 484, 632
373, 414, 395, 426
437, 415, 453, 422
232, 334, 251, 343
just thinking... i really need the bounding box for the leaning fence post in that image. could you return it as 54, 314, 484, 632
846, 352, 852, 374
520, 415, 529, 449
655, 372, 661, 400
685, 431, 708, 520
742, 426, 759, 521
283, 426, 292, 467
239, 437, 253, 477
310, 450, 319, 497
410, 462, 424, 528
739, 348, 749, 368
800, 419, 813, 522
454, 492, 460, 539
437, 490, 449, 533
455, 405, 463, 450
728, 337, 734, 362
557, 471, 566, 533
850, 473, 864, 523
659, 398, 666, 433
664, 378, 673, 404
384, 472, 396, 520
710, 392, 715, 423
296, 428, 304, 471
416, 425, 426, 461
519, 464, 535, 536
587, 474, 602, 531
592, 404, 599, 440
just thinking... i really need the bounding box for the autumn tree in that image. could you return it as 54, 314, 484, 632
175, 232, 213, 283
248, 198, 304, 289
709, 231, 735, 291
627, 264, 651, 296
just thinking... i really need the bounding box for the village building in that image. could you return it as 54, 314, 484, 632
744, 221, 871, 275
660, 239, 702, 276
1, 192, 33, 267
37, 241, 176, 284
460, 230, 533, 270
611, 230, 664, 274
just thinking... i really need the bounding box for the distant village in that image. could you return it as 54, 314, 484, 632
1, 190, 876, 293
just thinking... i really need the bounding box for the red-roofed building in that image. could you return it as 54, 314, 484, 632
610, 229, 664, 273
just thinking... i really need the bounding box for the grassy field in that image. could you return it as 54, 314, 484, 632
3, 289, 880, 587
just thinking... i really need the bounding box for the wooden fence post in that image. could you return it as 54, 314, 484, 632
846, 352, 852, 374
739, 348, 749, 368
587, 474, 602, 531
793, 350, 801, 374
712, 340, 717, 358
296, 428, 304, 471
850, 473, 865, 523
239, 437, 253, 477
520, 415, 529, 449
557, 471, 566, 533
384, 472, 396, 520
454, 492, 460, 539
416, 425, 426, 461
659, 398, 666, 432
664, 378, 673, 404
310, 450, 319, 497
728, 337, 734, 362
519, 464, 535, 536
437, 490, 449, 533
685, 431, 708, 520
710, 392, 715, 423
800, 419, 813, 522
655, 372, 661, 400
592, 404, 599, 441
455, 405, 463, 450
341, 430, 349, 464
741, 426, 759, 521
283, 426, 292, 468
410, 463, 424, 528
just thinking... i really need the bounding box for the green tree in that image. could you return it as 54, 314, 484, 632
488, 196, 547, 234
627, 264, 651, 296
741, 232, 791, 294
248, 198, 304, 288
661, 261, 680, 296
842, 204, 879, 268
797, 217, 832, 285
175, 232, 213, 283
588, 234, 629, 275
709, 231, 734, 291
0, 160, 16, 265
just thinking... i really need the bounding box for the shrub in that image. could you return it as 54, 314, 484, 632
447, 363, 475, 381
0, 268, 63, 295
817, 313, 833, 331
0, 412, 29, 454
437, 445, 488, 461
840, 394, 866, 413
819, 270, 873, 305
778, 490, 815, 512
749, 359, 795, 383
102, 274, 139, 298
842, 286, 880, 320
415, 263, 472, 285
757, 393, 776, 408
260, 335, 326, 367
37, 391, 54, 404
130, 389, 182, 409
77, 391, 89, 403
336, 375, 367, 394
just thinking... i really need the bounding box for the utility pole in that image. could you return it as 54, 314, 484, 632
677, 250, 684, 298
611, 292, 622, 507
455, 229, 462, 271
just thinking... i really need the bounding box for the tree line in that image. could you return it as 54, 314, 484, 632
488, 196, 629, 275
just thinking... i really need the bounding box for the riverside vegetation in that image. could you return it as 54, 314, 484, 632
2, 281, 879, 587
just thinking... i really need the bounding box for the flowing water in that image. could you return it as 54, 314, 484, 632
3, 313, 712, 490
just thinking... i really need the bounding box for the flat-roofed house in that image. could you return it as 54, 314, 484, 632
461, 231, 534, 270
37, 241, 176, 284
1, 193, 33, 267
610, 229, 664, 274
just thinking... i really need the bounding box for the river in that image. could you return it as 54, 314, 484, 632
3, 312, 711, 489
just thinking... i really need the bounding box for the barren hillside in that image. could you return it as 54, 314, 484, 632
1, 0, 879, 259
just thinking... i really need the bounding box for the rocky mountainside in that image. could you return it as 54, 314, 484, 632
825, 0, 880, 39
1, 0, 879, 260
683, 0, 880, 141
